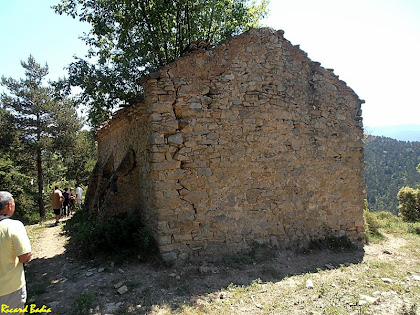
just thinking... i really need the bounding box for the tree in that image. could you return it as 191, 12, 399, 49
397, 161, 420, 222
397, 187, 420, 222
0, 107, 38, 222
63, 129, 97, 185
1, 56, 81, 218
417, 163, 420, 179
53, 0, 268, 128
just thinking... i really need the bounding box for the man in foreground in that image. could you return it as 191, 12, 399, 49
0, 191, 32, 314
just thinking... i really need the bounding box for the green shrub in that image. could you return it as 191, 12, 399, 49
397, 187, 420, 222
375, 210, 397, 221
363, 199, 384, 241
408, 223, 420, 235
64, 210, 158, 260
371, 210, 409, 234
364, 210, 419, 235
308, 234, 357, 252
364, 209, 384, 240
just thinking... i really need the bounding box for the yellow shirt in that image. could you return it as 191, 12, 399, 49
0, 218, 31, 296
50, 189, 63, 209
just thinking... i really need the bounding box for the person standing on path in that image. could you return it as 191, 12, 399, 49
50, 185, 64, 225
0, 191, 32, 314
62, 187, 70, 217
68, 188, 75, 216
75, 184, 83, 207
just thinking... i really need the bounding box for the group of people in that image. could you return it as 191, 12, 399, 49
50, 184, 83, 225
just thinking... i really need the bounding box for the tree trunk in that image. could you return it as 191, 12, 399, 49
37, 147, 45, 219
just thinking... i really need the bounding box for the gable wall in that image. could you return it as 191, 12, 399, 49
93, 28, 365, 260
141, 28, 365, 259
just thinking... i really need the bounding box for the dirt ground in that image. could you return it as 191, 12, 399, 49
25, 219, 414, 314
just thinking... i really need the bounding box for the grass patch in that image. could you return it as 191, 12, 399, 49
26, 222, 47, 243
72, 291, 95, 315
365, 211, 420, 240
364, 209, 385, 242
139, 213, 420, 314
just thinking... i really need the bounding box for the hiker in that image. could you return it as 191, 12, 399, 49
62, 187, 70, 217
50, 185, 64, 225
75, 184, 83, 206
68, 187, 76, 216
0, 191, 32, 314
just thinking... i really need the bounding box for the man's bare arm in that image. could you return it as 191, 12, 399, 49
18, 252, 32, 263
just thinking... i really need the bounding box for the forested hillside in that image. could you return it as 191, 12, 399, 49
364, 135, 420, 213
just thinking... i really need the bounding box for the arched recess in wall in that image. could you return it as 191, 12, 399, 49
95, 149, 140, 217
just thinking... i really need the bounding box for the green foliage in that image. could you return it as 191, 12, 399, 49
373, 211, 408, 233
361, 210, 420, 236
363, 199, 384, 241
62, 130, 97, 185
1, 55, 82, 218
397, 186, 420, 222
364, 209, 383, 241
53, 0, 268, 128
0, 107, 39, 223
364, 135, 420, 214
0, 106, 15, 145
407, 223, 420, 235
64, 210, 158, 260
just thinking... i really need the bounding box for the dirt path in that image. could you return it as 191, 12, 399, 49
31, 220, 69, 259
24, 222, 416, 314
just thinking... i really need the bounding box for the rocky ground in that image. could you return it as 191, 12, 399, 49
25, 219, 419, 314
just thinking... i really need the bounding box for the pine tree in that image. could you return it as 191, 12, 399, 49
1, 56, 81, 218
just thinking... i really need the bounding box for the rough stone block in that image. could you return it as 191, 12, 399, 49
155, 197, 181, 208
161, 251, 177, 262
183, 191, 208, 204
197, 168, 212, 177
151, 161, 181, 171
148, 102, 174, 113
167, 133, 183, 145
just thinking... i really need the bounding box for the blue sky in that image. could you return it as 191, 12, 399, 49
0, 0, 88, 80
1, 0, 419, 128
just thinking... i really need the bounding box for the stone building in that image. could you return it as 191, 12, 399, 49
86, 28, 366, 261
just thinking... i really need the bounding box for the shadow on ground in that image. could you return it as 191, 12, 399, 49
25, 225, 365, 314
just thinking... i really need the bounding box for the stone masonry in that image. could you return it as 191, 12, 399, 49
86, 28, 366, 261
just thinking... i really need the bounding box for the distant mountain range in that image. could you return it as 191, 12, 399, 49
365, 124, 420, 142
364, 135, 420, 213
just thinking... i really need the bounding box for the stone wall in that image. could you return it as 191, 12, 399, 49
89, 28, 366, 260
86, 103, 157, 230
